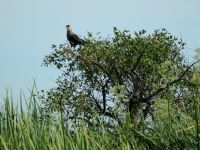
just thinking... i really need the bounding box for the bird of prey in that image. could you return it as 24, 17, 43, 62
66, 25, 86, 47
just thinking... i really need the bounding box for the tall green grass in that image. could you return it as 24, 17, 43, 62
0, 89, 200, 149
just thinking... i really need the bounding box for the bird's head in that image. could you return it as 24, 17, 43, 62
66, 25, 72, 31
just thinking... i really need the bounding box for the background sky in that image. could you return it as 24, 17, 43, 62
0, 0, 200, 102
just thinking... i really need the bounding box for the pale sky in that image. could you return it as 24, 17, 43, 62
0, 0, 200, 101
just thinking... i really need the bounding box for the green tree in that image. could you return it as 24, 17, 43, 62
41, 28, 199, 127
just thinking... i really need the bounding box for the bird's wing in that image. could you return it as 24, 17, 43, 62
71, 33, 83, 43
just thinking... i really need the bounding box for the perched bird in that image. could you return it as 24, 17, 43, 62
66, 25, 86, 47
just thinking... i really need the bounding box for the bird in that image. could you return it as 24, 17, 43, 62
66, 25, 87, 48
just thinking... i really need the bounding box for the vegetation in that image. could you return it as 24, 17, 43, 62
0, 28, 200, 149
0, 85, 200, 149
42, 28, 199, 125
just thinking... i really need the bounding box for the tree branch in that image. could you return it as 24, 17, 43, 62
112, 66, 124, 85
142, 61, 199, 102
102, 79, 110, 113
131, 50, 144, 72
91, 94, 102, 111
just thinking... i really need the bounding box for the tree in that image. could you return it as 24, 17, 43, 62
41, 28, 199, 127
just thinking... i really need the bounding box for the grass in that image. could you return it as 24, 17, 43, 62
0, 89, 200, 150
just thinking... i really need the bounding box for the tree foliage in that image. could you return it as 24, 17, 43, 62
41, 28, 199, 127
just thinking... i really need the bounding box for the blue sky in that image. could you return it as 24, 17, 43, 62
0, 0, 200, 101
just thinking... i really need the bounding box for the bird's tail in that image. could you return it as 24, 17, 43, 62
81, 39, 88, 45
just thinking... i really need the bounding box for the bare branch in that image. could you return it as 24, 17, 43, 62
91, 94, 102, 111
